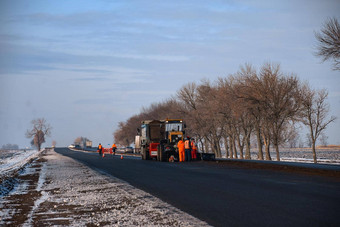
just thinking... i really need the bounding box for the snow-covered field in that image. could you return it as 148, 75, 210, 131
220, 148, 340, 165
0, 149, 210, 226
0, 149, 41, 177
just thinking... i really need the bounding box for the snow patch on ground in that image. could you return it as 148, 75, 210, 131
0, 149, 41, 177
40, 150, 210, 226
24, 162, 48, 226
220, 148, 340, 164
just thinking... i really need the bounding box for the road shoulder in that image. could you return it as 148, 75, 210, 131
0, 149, 210, 226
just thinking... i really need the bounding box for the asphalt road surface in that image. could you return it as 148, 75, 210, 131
55, 148, 340, 227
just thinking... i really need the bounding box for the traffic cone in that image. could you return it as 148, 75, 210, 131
121, 155, 123, 160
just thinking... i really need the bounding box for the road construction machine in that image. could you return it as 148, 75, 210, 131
137, 119, 185, 161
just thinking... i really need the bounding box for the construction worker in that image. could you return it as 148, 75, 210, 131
112, 143, 117, 155
177, 139, 185, 162
98, 143, 103, 157
184, 137, 191, 162
191, 138, 197, 160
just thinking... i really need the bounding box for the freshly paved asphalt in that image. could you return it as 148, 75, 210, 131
55, 148, 340, 227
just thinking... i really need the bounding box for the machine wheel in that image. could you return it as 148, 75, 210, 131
157, 145, 161, 161
159, 148, 166, 162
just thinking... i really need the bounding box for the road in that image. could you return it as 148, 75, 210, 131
55, 148, 340, 227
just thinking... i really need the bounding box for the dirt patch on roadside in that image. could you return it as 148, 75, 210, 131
0, 158, 45, 226
207, 160, 340, 179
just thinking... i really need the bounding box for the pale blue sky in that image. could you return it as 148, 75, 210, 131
0, 0, 339, 148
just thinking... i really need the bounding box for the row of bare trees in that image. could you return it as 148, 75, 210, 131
113, 100, 183, 147
114, 63, 336, 163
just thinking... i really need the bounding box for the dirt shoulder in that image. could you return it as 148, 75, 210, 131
211, 159, 340, 178
0, 149, 209, 226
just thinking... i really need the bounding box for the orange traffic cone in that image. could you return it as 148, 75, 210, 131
121, 155, 123, 160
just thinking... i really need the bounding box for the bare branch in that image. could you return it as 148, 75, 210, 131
26, 118, 52, 150
315, 17, 340, 70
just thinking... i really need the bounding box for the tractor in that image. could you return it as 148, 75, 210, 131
136, 119, 185, 162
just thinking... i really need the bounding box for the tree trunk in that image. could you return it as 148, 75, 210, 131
236, 134, 244, 159
228, 136, 234, 159
213, 140, 221, 158
245, 134, 251, 160
198, 138, 204, 153
255, 126, 263, 160
312, 140, 317, 163
265, 142, 271, 161
216, 140, 222, 158
275, 144, 280, 161
210, 140, 217, 155
213, 134, 222, 158
262, 133, 271, 161
232, 136, 238, 159
204, 137, 210, 153
224, 137, 229, 158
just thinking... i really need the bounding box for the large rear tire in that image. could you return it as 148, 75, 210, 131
157, 145, 161, 161
159, 146, 166, 162
142, 146, 148, 160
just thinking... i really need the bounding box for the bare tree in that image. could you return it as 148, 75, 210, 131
236, 63, 301, 161
26, 118, 52, 151
235, 64, 265, 160
222, 74, 254, 160
285, 125, 299, 148
305, 133, 313, 148
1, 144, 19, 150
298, 139, 304, 148
301, 86, 336, 163
113, 99, 183, 147
74, 137, 82, 145
319, 133, 328, 146
216, 76, 239, 158
259, 63, 301, 161
315, 17, 340, 70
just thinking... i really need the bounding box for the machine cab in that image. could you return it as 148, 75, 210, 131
165, 119, 185, 144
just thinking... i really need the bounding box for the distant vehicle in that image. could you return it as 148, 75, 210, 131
74, 137, 92, 149
125, 147, 133, 153
86, 140, 92, 148
68, 144, 75, 149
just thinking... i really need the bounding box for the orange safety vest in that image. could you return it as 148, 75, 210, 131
191, 141, 197, 150
98, 145, 102, 149
112, 144, 117, 148
185, 140, 190, 149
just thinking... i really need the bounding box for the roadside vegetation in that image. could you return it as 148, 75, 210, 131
1, 144, 19, 150
114, 62, 336, 163
26, 118, 52, 151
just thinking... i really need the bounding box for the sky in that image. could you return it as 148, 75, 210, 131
0, 0, 339, 148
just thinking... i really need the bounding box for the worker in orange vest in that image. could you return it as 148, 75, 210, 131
184, 137, 191, 162
98, 143, 103, 157
177, 139, 185, 162
112, 143, 117, 155
191, 138, 197, 160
